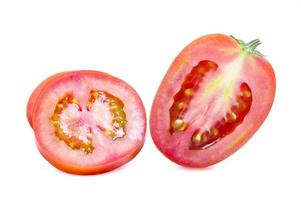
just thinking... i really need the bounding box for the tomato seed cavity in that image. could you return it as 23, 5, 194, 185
190, 82, 252, 150
169, 60, 218, 134
50, 91, 127, 154
169, 60, 253, 150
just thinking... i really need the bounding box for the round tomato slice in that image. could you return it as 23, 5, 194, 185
150, 34, 276, 168
28, 70, 146, 174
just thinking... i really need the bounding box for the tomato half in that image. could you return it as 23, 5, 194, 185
150, 34, 276, 168
27, 70, 146, 174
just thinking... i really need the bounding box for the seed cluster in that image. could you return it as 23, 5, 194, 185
169, 60, 218, 134
87, 90, 127, 140
50, 91, 127, 154
51, 94, 94, 153
190, 83, 252, 150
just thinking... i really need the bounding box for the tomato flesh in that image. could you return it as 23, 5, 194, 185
27, 72, 68, 127
28, 71, 146, 174
150, 34, 276, 167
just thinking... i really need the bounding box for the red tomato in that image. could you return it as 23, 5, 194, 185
150, 34, 276, 168
27, 70, 146, 174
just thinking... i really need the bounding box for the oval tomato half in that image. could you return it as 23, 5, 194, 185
27, 70, 146, 174
150, 34, 276, 168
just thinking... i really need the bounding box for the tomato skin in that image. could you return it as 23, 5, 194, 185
27, 72, 69, 127
36, 138, 144, 175
28, 70, 146, 174
150, 34, 276, 168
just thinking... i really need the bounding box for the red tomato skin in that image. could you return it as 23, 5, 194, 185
27, 72, 70, 127
35, 138, 144, 175
150, 34, 276, 168
29, 70, 146, 174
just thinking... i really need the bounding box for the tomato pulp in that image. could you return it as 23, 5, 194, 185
150, 34, 276, 167
27, 70, 146, 174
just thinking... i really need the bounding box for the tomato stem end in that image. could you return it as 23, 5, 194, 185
231, 35, 265, 57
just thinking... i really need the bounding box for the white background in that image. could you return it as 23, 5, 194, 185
0, 0, 300, 199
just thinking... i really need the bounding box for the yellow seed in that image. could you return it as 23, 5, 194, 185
227, 112, 237, 122
184, 88, 194, 96
172, 119, 183, 129
85, 147, 93, 154
192, 132, 202, 144
109, 99, 117, 104
51, 120, 59, 126
211, 128, 219, 136
110, 101, 117, 106
71, 99, 78, 104
202, 133, 208, 142
114, 116, 124, 121
84, 139, 91, 145
69, 142, 75, 149
116, 111, 126, 118
172, 119, 187, 131
57, 104, 64, 109
178, 122, 187, 131
51, 115, 59, 121
112, 108, 123, 115
177, 102, 187, 109
110, 105, 119, 110
91, 91, 99, 98
242, 90, 251, 98
105, 129, 115, 137
237, 100, 246, 111
87, 101, 93, 108
119, 120, 127, 127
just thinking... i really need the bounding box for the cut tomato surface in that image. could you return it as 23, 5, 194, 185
150, 34, 276, 168
27, 70, 146, 174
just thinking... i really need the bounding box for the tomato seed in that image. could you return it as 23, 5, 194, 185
211, 127, 219, 136
177, 102, 187, 109
184, 88, 194, 96
172, 119, 186, 130
226, 112, 237, 122
192, 131, 202, 143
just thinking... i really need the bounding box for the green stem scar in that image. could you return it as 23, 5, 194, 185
231, 35, 264, 56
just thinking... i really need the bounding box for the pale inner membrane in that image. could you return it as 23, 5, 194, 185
184, 56, 245, 131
